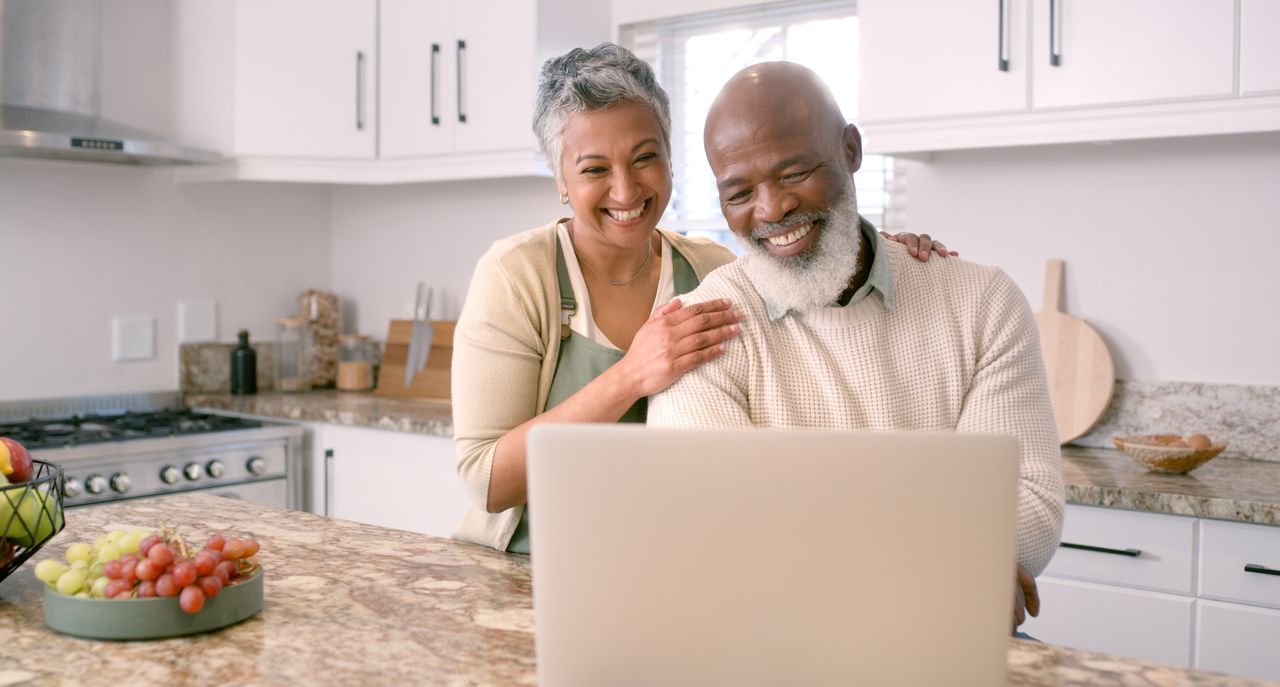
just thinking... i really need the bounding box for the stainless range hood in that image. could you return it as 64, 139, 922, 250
0, 0, 219, 165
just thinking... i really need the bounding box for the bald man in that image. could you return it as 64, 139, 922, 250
648, 62, 1064, 634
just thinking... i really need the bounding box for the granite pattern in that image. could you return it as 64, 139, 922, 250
180, 342, 278, 394
1, 495, 1273, 686
186, 391, 453, 437
1064, 447, 1280, 525
1075, 380, 1280, 462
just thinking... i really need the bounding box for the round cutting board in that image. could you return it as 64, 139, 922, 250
1033, 260, 1115, 445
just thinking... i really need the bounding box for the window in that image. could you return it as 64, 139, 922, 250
621, 0, 903, 250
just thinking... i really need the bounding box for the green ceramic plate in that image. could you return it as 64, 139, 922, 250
44, 569, 263, 640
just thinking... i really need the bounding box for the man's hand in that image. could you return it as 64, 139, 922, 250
1012, 563, 1039, 631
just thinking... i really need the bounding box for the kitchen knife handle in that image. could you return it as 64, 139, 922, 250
1245, 564, 1280, 577
457, 40, 467, 123
356, 51, 366, 130
997, 0, 1010, 72
430, 43, 441, 125
324, 449, 334, 517
1050, 0, 1062, 66
1060, 541, 1142, 557
1042, 259, 1064, 312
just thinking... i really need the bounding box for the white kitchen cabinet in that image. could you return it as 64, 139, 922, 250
307, 423, 469, 539
858, 0, 1280, 155
1023, 504, 1280, 681
1240, 0, 1280, 97
175, 0, 609, 183
1022, 577, 1195, 666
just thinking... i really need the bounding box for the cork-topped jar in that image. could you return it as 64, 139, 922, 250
300, 290, 340, 388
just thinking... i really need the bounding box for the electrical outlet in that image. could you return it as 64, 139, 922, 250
179, 301, 218, 342
112, 316, 156, 362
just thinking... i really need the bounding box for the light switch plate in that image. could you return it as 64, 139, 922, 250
179, 301, 218, 343
112, 316, 156, 362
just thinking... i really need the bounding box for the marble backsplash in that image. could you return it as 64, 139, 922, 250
1073, 380, 1279, 462
179, 342, 278, 393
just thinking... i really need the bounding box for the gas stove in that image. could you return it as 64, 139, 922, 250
0, 393, 303, 509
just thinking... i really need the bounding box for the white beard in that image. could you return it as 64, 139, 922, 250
738, 183, 862, 314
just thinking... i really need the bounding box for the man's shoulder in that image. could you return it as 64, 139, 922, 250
886, 241, 1016, 306
681, 258, 765, 310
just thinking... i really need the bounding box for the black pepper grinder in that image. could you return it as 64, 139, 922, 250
230, 330, 258, 395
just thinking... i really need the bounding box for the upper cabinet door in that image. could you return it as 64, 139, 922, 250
452, 1, 538, 154
1240, 0, 1280, 96
858, 0, 1029, 122
234, 0, 377, 159
380, 0, 456, 159
1031, 0, 1235, 110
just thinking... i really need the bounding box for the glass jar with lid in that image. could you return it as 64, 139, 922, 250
336, 334, 376, 392
274, 316, 313, 393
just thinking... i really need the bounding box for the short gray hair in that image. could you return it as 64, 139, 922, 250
533, 43, 672, 182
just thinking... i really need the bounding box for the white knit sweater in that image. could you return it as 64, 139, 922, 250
648, 241, 1065, 576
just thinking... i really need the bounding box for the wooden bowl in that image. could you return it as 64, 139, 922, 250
1112, 434, 1228, 474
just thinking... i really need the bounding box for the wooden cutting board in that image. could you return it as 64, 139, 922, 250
1033, 260, 1115, 445
374, 320, 455, 400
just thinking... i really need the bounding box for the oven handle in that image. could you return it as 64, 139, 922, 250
324, 448, 334, 517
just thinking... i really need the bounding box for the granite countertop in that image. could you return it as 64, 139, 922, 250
1, 495, 1273, 686
187, 391, 453, 437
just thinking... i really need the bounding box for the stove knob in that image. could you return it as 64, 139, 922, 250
110, 473, 132, 494
183, 462, 203, 481
160, 465, 181, 485
206, 460, 225, 478
246, 456, 266, 475
85, 474, 108, 495
63, 478, 83, 498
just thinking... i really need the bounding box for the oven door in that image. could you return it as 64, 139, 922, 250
204, 479, 289, 509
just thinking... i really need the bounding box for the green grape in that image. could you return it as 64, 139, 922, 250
65, 542, 93, 564
105, 529, 126, 544
69, 559, 88, 571
87, 562, 105, 580
117, 530, 144, 554
90, 576, 110, 598
55, 568, 88, 595
97, 543, 123, 562
34, 559, 69, 585
91, 535, 109, 552
73, 591, 91, 599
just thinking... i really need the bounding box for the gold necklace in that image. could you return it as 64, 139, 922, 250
574, 232, 654, 286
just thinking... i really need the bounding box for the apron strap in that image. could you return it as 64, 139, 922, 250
554, 234, 577, 340
671, 244, 700, 296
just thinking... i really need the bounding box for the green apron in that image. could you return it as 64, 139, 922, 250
507, 236, 699, 553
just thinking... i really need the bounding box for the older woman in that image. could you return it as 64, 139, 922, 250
451, 43, 954, 552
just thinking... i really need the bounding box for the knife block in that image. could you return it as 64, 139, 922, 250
374, 320, 455, 400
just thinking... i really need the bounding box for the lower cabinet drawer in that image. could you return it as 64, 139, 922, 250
1199, 519, 1280, 609
1045, 504, 1196, 594
1196, 600, 1280, 682
1020, 576, 1194, 667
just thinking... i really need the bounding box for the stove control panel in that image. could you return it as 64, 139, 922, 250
206, 460, 225, 478
85, 474, 107, 495
63, 477, 82, 498
160, 465, 180, 484
183, 462, 203, 481
110, 472, 132, 493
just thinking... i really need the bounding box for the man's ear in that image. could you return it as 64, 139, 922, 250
841, 123, 863, 174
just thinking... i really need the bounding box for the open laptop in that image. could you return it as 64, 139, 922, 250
526, 425, 1020, 687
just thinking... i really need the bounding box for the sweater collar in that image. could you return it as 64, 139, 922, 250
764, 216, 896, 321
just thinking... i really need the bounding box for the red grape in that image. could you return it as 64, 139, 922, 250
206, 534, 225, 551
138, 535, 161, 557
120, 558, 139, 584
104, 579, 133, 598
178, 585, 206, 614
213, 560, 236, 584
198, 575, 223, 599
171, 561, 197, 588
112, 590, 135, 600
241, 539, 260, 558
193, 550, 218, 576
102, 560, 124, 580
135, 559, 161, 581
222, 539, 246, 560
155, 573, 180, 597
136, 580, 157, 598
147, 544, 175, 567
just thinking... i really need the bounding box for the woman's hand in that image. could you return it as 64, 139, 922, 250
881, 231, 959, 262
613, 298, 741, 399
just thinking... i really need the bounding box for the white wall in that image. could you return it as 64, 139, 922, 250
0, 158, 331, 401
329, 177, 564, 339
902, 132, 1280, 386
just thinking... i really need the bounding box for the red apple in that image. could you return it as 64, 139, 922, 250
0, 437, 34, 483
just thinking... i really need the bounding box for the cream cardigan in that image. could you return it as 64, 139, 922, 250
450, 220, 735, 550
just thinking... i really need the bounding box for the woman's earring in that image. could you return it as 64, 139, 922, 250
559, 193, 569, 205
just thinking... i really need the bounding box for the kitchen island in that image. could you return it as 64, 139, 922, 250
1, 495, 1273, 686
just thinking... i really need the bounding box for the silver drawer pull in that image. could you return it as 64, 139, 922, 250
1060, 542, 1142, 557
1245, 564, 1280, 577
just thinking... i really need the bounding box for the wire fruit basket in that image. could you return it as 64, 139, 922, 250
1, 459, 67, 583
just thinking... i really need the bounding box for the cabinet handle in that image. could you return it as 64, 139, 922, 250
430, 43, 441, 126
1060, 542, 1142, 557
457, 39, 467, 123
997, 0, 1010, 72
324, 448, 334, 517
1245, 564, 1280, 577
356, 51, 366, 130
1049, 0, 1062, 66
